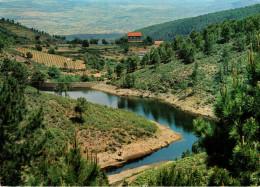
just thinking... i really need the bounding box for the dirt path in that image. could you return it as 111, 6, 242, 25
98, 121, 182, 170
108, 161, 172, 184
92, 83, 216, 120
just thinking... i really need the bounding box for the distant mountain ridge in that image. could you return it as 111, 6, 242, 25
135, 3, 260, 41
0, 0, 259, 35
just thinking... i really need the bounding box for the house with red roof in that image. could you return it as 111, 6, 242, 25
127, 32, 142, 43
154, 41, 164, 48
138, 51, 148, 56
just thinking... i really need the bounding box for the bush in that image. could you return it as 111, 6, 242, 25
121, 74, 136, 88
48, 48, 55, 54
26, 52, 33, 59
35, 45, 42, 51
48, 66, 61, 79
148, 165, 204, 186
81, 74, 95, 82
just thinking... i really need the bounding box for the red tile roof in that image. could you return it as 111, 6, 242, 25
93, 74, 101, 78
139, 51, 147, 53
127, 32, 142, 37
155, 41, 164, 45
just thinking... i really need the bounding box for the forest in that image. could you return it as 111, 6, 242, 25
135, 4, 260, 41
111, 14, 260, 185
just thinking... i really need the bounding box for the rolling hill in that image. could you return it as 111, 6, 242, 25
0, 0, 259, 35
135, 4, 260, 41
0, 18, 65, 44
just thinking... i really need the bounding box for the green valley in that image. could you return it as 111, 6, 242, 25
0, 1, 260, 186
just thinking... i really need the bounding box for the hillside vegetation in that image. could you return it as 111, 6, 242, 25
1, 5, 259, 186
114, 12, 260, 186
0, 60, 158, 185
115, 14, 260, 111
0, 26, 159, 185
135, 4, 260, 41
129, 153, 209, 186
0, 18, 65, 44
25, 87, 157, 154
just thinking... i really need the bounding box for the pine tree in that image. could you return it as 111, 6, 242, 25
74, 97, 88, 122
63, 134, 106, 186
152, 51, 161, 69
222, 21, 232, 42
193, 38, 260, 185
121, 74, 136, 88
31, 70, 47, 94
126, 56, 139, 73
0, 75, 27, 185
141, 52, 150, 68
115, 63, 125, 77
221, 46, 231, 75
191, 61, 199, 90
204, 32, 216, 54
172, 35, 185, 52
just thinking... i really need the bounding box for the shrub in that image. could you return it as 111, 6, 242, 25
35, 45, 42, 51
48, 48, 55, 54
48, 65, 61, 79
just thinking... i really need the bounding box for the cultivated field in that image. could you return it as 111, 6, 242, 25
15, 48, 86, 69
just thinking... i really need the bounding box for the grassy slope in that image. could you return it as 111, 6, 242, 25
0, 20, 62, 44
0, 22, 46, 41
130, 153, 211, 186
128, 43, 247, 110
25, 87, 157, 154
135, 4, 260, 41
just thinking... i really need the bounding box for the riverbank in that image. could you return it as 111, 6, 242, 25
108, 160, 172, 185
91, 83, 216, 120
40, 81, 216, 120
98, 121, 182, 170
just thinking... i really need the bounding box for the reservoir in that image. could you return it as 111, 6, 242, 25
45, 88, 200, 175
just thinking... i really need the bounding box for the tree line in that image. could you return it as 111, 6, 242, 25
135, 4, 260, 41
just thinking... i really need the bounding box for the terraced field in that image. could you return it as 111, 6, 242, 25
15, 48, 85, 69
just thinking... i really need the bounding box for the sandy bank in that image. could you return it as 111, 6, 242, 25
98, 122, 182, 170
92, 83, 216, 120
108, 161, 172, 184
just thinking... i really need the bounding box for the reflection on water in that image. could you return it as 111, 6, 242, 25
44, 88, 205, 174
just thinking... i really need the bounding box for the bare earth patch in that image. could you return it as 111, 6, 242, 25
92, 83, 216, 120
97, 121, 182, 169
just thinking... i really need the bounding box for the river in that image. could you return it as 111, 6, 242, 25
45, 88, 200, 175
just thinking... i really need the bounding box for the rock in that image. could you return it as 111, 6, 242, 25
131, 135, 137, 140
116, 157, 123, 161
108, 147, 117, 153
113, 141, 122, 148
118, 149, 123, 156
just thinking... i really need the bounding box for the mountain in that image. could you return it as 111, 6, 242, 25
135, 3, 260, 41
0, 0, 259, 35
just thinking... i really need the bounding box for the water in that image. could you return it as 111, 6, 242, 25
45, 88, 199, 174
